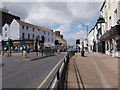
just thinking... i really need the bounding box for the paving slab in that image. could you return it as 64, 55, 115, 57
67, 52, 119, 89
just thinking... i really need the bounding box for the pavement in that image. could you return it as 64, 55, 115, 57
67, 52, 119, 89
1, 52, 56, 61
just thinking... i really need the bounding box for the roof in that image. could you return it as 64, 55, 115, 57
16, 20, 55, 34
1, 10, 20, 27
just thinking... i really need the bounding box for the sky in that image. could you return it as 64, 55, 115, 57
1, 1, 103, 45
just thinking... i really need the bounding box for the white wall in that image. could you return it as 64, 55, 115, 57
88, 29, 94, 52
10, 19, 20, 40
2, 23, 10, 40
0, 34, 2, 42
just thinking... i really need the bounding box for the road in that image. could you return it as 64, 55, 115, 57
2, 52, 67, 88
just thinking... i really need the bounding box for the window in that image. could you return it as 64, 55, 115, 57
33, 28, 34, 32
5, 34, 7, 37
28, 34, 30, 39
26, 27, 28, 30
5, 27, 7, 31
48, 38, 50, 41
52, 38, 53, 42
22, 25, 24, 29
44, 37, 46, 42
52, 33, 53, 36
22, 33, 24, 39
116, 39, 120, 51
44, 31, 46, 34
33, 34, 34, 39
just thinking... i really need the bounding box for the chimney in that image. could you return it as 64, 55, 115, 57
60, 35, 63, 38
55, 31, 60, 36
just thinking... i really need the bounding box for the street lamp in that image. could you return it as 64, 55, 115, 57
81, 25, 88, 40
80, 25, 89, 52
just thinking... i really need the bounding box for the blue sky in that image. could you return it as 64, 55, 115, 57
2, 2, 103, 45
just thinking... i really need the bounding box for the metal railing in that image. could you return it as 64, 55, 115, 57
38, 52, 73, 89
47, 52, 70, 89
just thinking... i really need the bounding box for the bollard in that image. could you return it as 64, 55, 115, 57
23, 50, 27, 58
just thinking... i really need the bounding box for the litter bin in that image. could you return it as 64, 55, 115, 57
81, 50, 84, 56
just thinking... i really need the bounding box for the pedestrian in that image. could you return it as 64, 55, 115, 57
81, 42, 85, 56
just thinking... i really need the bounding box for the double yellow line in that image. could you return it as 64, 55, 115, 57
36, 59, 62, 89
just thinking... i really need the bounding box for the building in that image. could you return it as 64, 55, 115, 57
100, 0, 120, 57
55, 31, 67, 51
2, 19, 56, 52
0, 7, 20, 28
88, 28, 94, 52
0, 8, 20, 51
83, 39, 88, 51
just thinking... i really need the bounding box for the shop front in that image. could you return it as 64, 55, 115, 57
2, 40, 34, 53
101, 25, 120, 57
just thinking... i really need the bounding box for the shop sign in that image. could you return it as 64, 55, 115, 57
103, 33, 110, 38
25, 41, 32, 44
13, 41, 20, 44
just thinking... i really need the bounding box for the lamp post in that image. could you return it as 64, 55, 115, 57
81, 25, 89, 52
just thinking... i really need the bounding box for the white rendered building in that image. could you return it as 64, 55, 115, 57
2, 19, 56, 51
100, 1, 120, 57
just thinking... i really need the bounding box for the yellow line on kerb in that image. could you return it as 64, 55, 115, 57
36, 59, 62, 89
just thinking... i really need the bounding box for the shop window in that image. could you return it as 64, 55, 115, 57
106, 42, 109, 50
110, 41, 113, 51
116, 39, 120, 51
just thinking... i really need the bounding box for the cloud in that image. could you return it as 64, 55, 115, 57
2, 2, 102, 45
64, 30, 87, 45
2, 2, 101, 28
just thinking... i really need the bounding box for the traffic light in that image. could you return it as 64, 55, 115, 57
55, 40, 59, 45
76, 39, 80, 44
